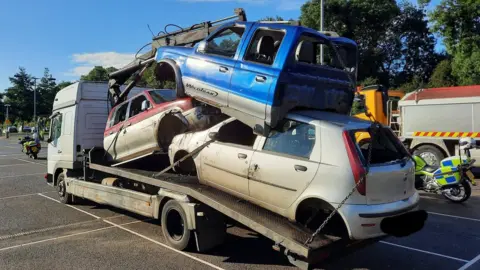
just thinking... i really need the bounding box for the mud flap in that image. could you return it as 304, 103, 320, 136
193, 203, 227, 252
380, 210, 428, 237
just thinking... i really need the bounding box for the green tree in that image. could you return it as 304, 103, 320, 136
36, 68, 57, 116
428, 59, 456, 87
81, 66, 117, 81
3, 67, 35, 121
259, 16, 285, 21
429, 0, 480, 85
300, 0, 440, 88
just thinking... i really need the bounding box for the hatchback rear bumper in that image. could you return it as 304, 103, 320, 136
338, 192, 426, 240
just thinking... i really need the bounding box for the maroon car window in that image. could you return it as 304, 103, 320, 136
113, 103, 129, 126
129, 95, 147, 118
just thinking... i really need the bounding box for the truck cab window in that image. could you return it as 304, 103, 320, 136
113, 103, 129, 126
51, 114, 63, 146
244, 29, 285, 65
205, 26, 245, 58
263, 121, 316, 159
129, 95, 148, 118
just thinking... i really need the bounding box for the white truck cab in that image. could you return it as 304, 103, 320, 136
46, 81, 149, 186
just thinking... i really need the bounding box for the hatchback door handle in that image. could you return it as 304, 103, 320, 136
57, 150, 62, 154
219, 66, 229, 73
255, 75, 267, 82
238, 153, 247, 159
109, 131, 113, 135
127, 122, 131, 126
294, 165, 307, 172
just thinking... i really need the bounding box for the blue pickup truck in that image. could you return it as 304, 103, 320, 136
111, 11, 358, 136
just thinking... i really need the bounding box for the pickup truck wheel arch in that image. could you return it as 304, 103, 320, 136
155, 59, 186, 98
295, 198, 349, 238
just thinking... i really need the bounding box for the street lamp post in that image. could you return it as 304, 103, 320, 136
5, 104, 10, 122
32, 76, 56, 123
320, 0, 324, 64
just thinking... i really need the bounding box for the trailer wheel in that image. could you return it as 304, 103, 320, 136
414, 145, 445, 166
57, 173, 73, 204
161, 200, 192, 250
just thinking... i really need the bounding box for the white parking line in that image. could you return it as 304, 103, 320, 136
428, 212, 480, 222
4, 146, 17, 149
380, 241, 469, 263
0, 219, 145, 252
0, 191, 54, 200
14, 158, 46, 166
37, 193, 101, 219
103, 219, 225, 270
459, 253, 480, 270
0, 163, 37, 168
0, 173, 45, 179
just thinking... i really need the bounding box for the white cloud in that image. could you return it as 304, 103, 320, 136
64, 52, 135, 77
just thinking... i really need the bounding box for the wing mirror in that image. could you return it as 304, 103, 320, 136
208, 132, 219, 140
197, 40, 207, 54
47, 138, 52, 143
141, 100, 150, 111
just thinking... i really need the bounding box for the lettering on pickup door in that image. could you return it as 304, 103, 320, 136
186, 83, 218, 97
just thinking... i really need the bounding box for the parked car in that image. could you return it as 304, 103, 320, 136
7, 126, 18, 133
168, 111, 424, 240
153, 21, 358, 136
22, 126, 32, 133
104, 89, 222, 163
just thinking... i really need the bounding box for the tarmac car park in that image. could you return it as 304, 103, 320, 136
1, 136, 480, 270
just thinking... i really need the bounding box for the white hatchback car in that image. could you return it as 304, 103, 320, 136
168, 110, 426, 240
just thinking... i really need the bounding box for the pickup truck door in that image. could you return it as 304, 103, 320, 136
183, 24, 249, 108
104, 101, 130, 161
230, 25, 286, 121
248, 121, 319, 209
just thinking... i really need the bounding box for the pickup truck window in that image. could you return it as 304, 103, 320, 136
113, 102, 129, 126
205, 26, 245, 58
295, 34, 356, 74
263, 121, 316, 159
129, 95, 148, 118
244, 29, 285, 65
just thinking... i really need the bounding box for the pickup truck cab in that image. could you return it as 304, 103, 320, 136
154, 21, 358, 136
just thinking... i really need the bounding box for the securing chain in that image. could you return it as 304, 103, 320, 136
304, 122, 380, 245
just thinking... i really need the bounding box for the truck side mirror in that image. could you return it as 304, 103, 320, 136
141, 100, 150, 111
197, 41, 207, 54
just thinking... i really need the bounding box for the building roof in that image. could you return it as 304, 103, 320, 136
403, 85, 480, 101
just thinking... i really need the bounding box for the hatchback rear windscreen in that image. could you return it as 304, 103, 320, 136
348, 127, 407, 165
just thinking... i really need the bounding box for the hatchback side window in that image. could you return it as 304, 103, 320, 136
129, 95, 148, 118
244, 29, 285, 65
204, 26, 245, 58
113, 103, 129, 126
263, 121, 316, 159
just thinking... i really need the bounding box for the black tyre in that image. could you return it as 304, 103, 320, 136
32, 153, 38, 159
161, 200, 192, 250
413, 145, 445, 166
57, 173, 73, 204
443, 181, 471, 203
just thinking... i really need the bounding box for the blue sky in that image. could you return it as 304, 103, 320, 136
0, 0, 441, 91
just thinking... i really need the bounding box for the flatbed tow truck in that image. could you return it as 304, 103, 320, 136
56, 147, 379, 270
45, 9, 386, 269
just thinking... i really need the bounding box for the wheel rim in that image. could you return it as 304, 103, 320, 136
58, 180, 65, 199
419, 152, 439, 166
166, 209, 184, 241
443, 185, 466, 201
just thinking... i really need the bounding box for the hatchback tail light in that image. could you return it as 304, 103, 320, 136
342, 130, 366, 195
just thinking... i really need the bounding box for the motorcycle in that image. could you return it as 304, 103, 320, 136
413, 137, 477, 203
18, 135, 41, 159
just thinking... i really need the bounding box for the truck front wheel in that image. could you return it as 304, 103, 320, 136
161, 200, 192, 250
57, 173, 73, 204
413, 145, 445, 166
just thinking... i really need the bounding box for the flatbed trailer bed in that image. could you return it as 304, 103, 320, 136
59, 150, 381, 269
